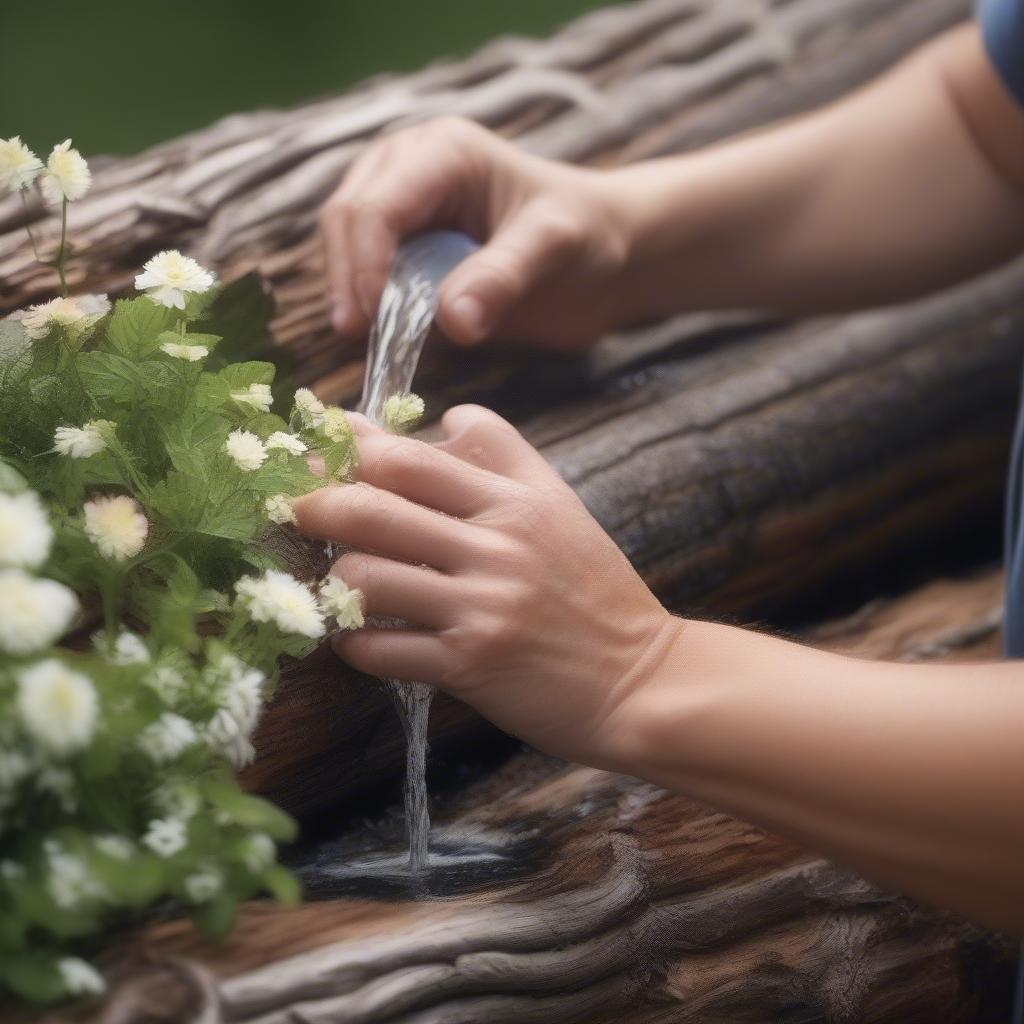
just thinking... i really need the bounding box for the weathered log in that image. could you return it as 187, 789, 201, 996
56, 568, 1013, 1024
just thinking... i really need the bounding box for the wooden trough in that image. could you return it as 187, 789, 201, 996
2, 0, 1022, 1019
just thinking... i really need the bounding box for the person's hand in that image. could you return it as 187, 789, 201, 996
319, 117, 633, 352
292, 405, 681, 766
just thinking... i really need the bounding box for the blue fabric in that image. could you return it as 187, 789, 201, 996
980, 0, 1024, 108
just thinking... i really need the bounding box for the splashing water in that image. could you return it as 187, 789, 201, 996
356, 231, 477, 874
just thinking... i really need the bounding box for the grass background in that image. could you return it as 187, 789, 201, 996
1, 0, 611, 157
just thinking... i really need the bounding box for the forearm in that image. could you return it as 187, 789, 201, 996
608, 24, 1024, 322
609, 619, 1024, 934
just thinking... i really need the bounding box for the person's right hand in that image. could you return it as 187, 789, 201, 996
319, 117, 633, 351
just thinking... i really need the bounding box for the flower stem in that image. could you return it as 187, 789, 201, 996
55, 198, 69, 297
19, 191, 45, 264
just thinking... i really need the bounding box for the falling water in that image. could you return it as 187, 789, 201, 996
356, 231, 478, 875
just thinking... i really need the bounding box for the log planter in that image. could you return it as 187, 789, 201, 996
2, 0, 1022, 1019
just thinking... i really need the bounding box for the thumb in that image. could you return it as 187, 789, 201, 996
436, 206, 583, 346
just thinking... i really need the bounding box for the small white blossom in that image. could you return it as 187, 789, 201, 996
41, 139, 91, 204
111, 630, 150, 665
142, 817, 187, 858
231, 382, 273, 412
184, 863, 223, 903
16, 660, 97, 756
0, 570, 78, 655
382, 393, 425, 433
321, 406, 353, 443
47, 848, 104, 909
0, 490, 53, 569
138, 713, 198, 765
293, 388, 325, 429
0, 859, 25, 880
203, 708, 256, 769
135, 250, 215, 310
214, 657, 265, 736
53, 419, 114, 459
150, 782, 201, 820
159, 341, 209, 362
236, 570, 325, 638
265, 494, 296, 525
0, 136, 42, 192
83, 495, 149, 561
225, 429, 266, 472
58, 958, 106, 997
266, 431, 307, 455
9, 294, 110, 340
241, 832, 275, 874
144, 665, 188, 704
319, 576, 364, 630
94, 834, 134, 861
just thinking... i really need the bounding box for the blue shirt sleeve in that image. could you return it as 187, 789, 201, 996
980, 0, 1024, 107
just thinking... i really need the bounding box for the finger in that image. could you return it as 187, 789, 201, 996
319, 180, 371, 339
332, 551, 459, 629
354, 431, 502, 518
436, 205, 584, 346
333, 628, 449, 684
436, 404, 555, 485
292, 482, 482, 570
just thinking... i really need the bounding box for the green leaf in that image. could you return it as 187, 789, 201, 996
219, 361, 276, 391
0, 953, 65, 1004
0, 459, 28, 492
200, 779, 298, 841
261, 865, 301, 906
105, 296, 177, 359
191, 893, 238, 940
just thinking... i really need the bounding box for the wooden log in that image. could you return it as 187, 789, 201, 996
57, 567, 1013, 1024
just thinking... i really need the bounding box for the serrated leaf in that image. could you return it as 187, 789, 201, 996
105, 296, 177, 359
219, 361, 276, 391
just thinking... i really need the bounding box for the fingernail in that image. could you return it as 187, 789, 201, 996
450, 294, 486, 341
331, 303, 348, 332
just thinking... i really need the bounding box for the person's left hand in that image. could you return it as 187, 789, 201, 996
292, 405, 680, 767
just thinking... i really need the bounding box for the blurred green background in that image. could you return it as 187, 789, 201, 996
2, 0, 609, 158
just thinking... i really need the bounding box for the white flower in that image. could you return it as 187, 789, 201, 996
40, 139, 91, 204
236, 570, 325, 638
16, 660, 97, 756
160, 341, 209, 362
266, 431, 307, 455
321, 406, 353, 443
0, 859, 25, 881
265, 494, 296, 525
203, 708, 256, 769
137, 713, 197, 765
0, 570, 78, 655
46, 848, 104, 909
10, 294, 111, 340
225, 429, 266, 472
142, 817, 187, 858
0, 490, 53, 569
231, 383, 273, 411
110, 630, 150, 665
53, 418, 114, 459
58, 958, 106, 997
135, 250, 215, 310
319, 576, 364, 630
150, 782, 201, 820
214, 657, 265, 735
94, 834, 134, 861
83, 495, 148, 561
0, 136, 42, 192
144, 665, 188, 704
293, 388, 325, 429
241, 832, 275, 874
382, 393, 425, 433
184, 863, 223, 904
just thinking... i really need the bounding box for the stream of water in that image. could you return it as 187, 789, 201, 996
356, 231, 478, 875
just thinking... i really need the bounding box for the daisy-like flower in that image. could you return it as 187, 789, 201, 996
0, 570, 78, 655
231, 383, 273, 412
225, 429, 267, 472
184, 863, 223, 904
9, 294, 111, 340
40, 139, 91, 204
83, 495, 149, 561
236, 569, 325, 638
321, 406, 353, 443
211, 655, 265, 736
144, 664, 188, 704
110, 630, 150, 665
241, 832, 276, 874
135, 250, 216, 310
203, 708, 256, 769
58, 958, 106, 998
53, 419, 114, 459
319, 576, 364, 630
265, 494, 296, 525
160, 341, 209, 362
16, 660, 97, 756
293, 388, 325, 430
47, 848, 104, 909
137, 713, 198, 765
0, 136, 42, 193
0, 490, 53, 569
266, 431, 307, 455
150, 782, 201, 821
94, 834, 134, 861
382, 392, 425, 434
142, 817, 187, 858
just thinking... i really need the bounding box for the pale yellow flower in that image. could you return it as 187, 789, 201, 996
41, 139, 91, 204
160, 341, 209, 362
319, 576, 364, 630
265, 494, 296, 525
16, 660, 98, 756
83, 495, 149, 561
0, 136, 42, 193
225, 429, 266, 472
10, 294, 110, 340
135, 250, 215, 309
383, 393, 425, 433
